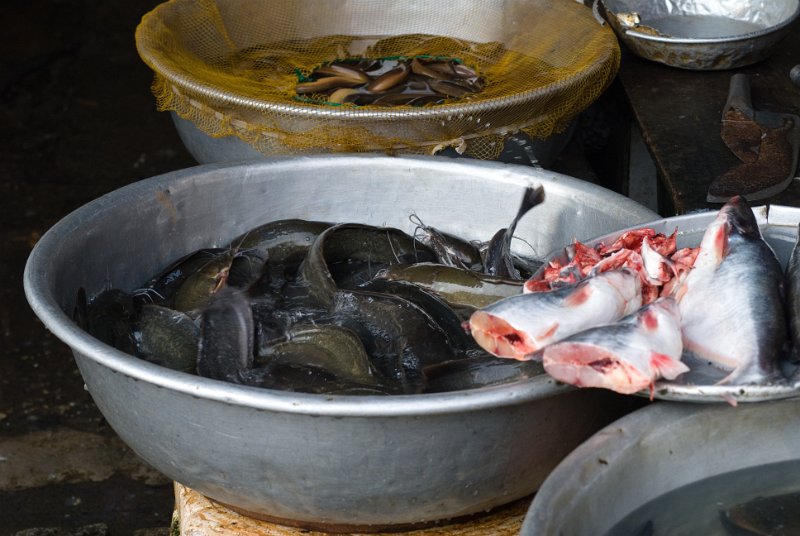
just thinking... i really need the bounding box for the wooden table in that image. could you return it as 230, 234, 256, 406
618, 22, 800, 215
172, 483, 528, 535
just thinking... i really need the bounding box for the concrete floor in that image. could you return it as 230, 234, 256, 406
2, 1, 195, 533
1, 2, 655, 534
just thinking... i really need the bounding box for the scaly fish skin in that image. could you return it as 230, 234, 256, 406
676, 196, 786, 384
542, 297, 688, 395
467, 268, 642, 360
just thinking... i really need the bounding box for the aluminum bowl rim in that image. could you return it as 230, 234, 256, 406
23, 155, 624, 418
135, 0, 616, 122
520, 397, 800, 535
603, 0, 800, 45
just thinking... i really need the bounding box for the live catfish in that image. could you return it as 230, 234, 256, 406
76, 186, 546, 395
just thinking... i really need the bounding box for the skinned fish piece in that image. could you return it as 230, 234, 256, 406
675, 196, 786, 385
467, 268, 642, 360
542, 297, 688, 396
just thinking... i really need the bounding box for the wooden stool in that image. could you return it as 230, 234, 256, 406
172, 483, 528, 535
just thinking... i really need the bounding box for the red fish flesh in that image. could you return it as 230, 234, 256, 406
527, 228, 687, 305
541, 297, 688, 396
467, 268, 642, 360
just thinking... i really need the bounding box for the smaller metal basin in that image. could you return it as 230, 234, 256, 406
521, 397, 800, 535
598, 0, 800, 70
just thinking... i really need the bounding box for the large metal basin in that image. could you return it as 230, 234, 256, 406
521, 397, 800, 535
23, 155, 657, 530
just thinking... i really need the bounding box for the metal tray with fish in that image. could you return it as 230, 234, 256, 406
539, 204, 800, 404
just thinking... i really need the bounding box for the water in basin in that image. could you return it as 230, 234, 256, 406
605, 459, 800, 536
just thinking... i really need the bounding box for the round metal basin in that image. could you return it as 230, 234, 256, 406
598, 0, 800, 70
171, 113, 578, 168
521, 397, 800, 535
23, 155, 657, 530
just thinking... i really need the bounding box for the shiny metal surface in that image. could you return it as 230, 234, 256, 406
540, 205, 800, 403
23, 155, 658, 528
521, 397, 800, 535
171, 113, 577, 168
598, 0, 800, 70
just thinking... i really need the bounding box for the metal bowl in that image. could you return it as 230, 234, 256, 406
171, 113, 577, 168
521, 397, 800, 535
137, 0, 619, 161
23, 155, 657, 530
598, 0, 800, 70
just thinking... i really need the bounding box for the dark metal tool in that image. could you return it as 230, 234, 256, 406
707, 73, 800, 203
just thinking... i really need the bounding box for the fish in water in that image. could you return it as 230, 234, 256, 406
197, 288, 254, 381
467, 268, 642, 360
410, 214, 483, 270
674, 196, 786, 385
720, 490, 800, 536
373, 262, 524, 311
541, 297, 688, 396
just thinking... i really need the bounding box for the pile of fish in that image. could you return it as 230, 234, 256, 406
467, 195, 796, 398
76, 186, 545, 395
295, 57, 483, 106
76, 190, 797, 399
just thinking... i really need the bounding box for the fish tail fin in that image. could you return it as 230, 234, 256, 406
520, 184, 546, 215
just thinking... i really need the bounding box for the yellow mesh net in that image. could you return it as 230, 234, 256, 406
136, 0, 620, 159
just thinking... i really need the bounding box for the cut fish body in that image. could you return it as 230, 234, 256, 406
542, 297, 688, 395
676, 196, 786, 384
467, 268, 642, 360
786, 224, 800, 351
